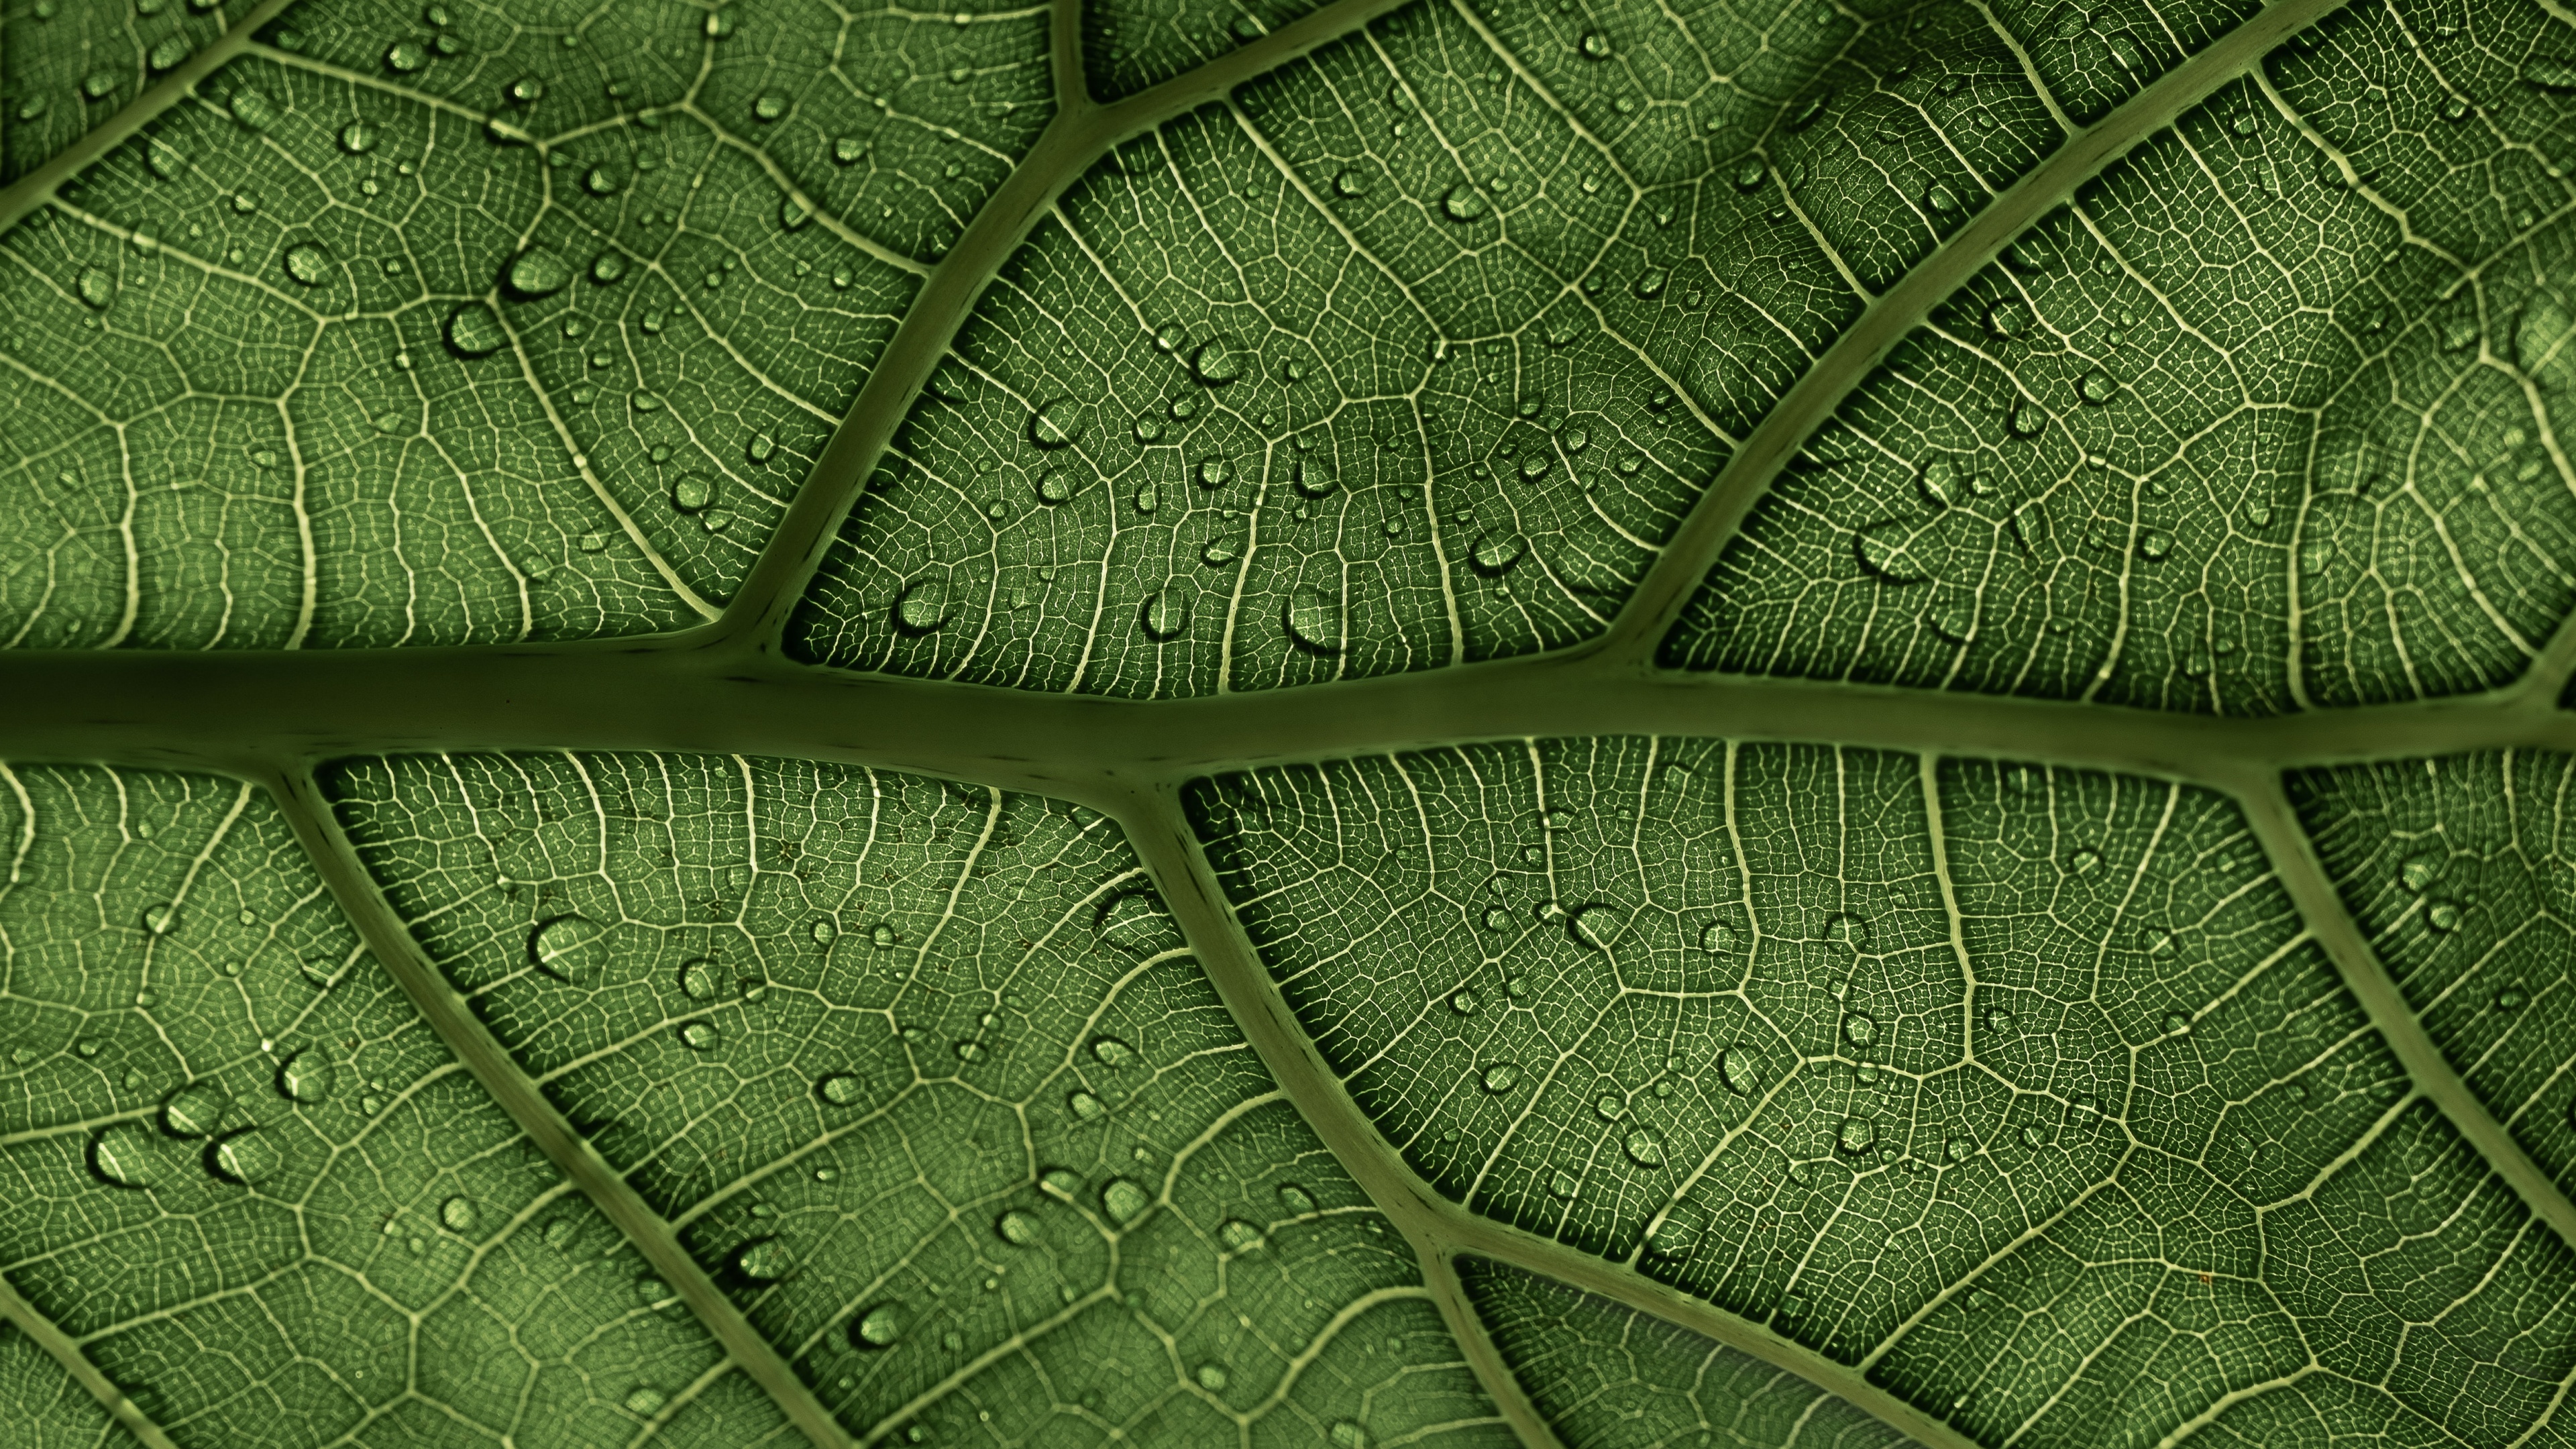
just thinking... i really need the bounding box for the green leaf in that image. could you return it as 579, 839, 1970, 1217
7, 0, 2576, 1445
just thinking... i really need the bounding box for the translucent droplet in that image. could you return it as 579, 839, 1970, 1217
89, 1123, 161, 1188
1632, 267, 1668, 299
1189, 337, 1243, 386
1288, 458, 1335, 498
1024, 396, 1082, 449
70, 262, 119, 309
1836, 1118, 1876, 1155
1090, 1036, 1134, 1069
338, 120, 377, 155
2498, 986, 2528, 1010
1595, 1093, 1624, 1121
1623, 1129, 1664, 1166
161, 1081, 229, 1137
2143, 927, 2176, 957
734, 1236, 792, 1280
871, 922, 898, 949
1732, 156, 1766, 191
1481, 1063, 1521, 1092
384, 40, 427, 72
1101, 1177, 1149, 1224
1825, 912, 1869, 951
1984, 299, 2029, 337
678, 959, 722, 1002
1217, 1218, 1264, 1252
1191, 455, 1234, 491
1284, 585, 1339, 655
527, 913, 604, 983
2524, 57, 2576, 90
2068, 847, 2102, 875
1277, 1183, 1316, 1215
280, 242, 329, 286
1924, 182, 1960, 214
1196, 1362, 1230, 1390
1945, 1136, 1974, 1163
1718, 1046, 1760, 1096
1843, 1013, 1878, 1047
276, 1051, 333, 1104
1468, 531, 1527, 576
1067, 1090, 1104, 1122
891, 580, 950, 635
623, 1387, 666, 1416
816, 1072, 867, 1106
2020, 1124, 2049, 1148
1139, 587, 1190, 641
2162, 1010, 2192, 1036
2138, 530, 2172, 561
1440, 184, 1490, 221
229, 87, 278, 129
1853, 520, 1933, 584
443, 301, 504, 358
1696, 920, 1739, 955
2426, 900, 2463, 932
2399, 853, 2443, 892
678, 1020, 720, 1051
207, 1126, 277, 1183
2078, 370, 2117, 404
2009, 401, 2046, 437
504, 246, 572, 298
440, 1195, 478, 1232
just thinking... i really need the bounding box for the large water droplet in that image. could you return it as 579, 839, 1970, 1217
281, 241, 330, 286
1440, 184, 1489, 221
891, 579, 950, 635
1836, 1117, 1876, 1155
384, 40, 428, 72
996, 1210, 1042, 1246
1623, 1128, 1664, 1166
142, 901, 178, 935
1984, 299, 2029, 338
338, 120, 376, 154
1068, 1089, 1104, 1120
443, 301, 504, 358
1139, 587, 1190, 641
1700, 920, 1739, 954
1284, 585, 1339, 655
75, 265, 115, 309
1825, 912, 1869, 951
1090, 1036, 1135, 1069
206, 1125, 277, 1183
1189, 337, 1243, 386
1843, 1012, 1878, 1046
1718, 1046, 1760, 1095
441, 1195, 478, 1232
733, 1236, 792, 1280
2077, 370, 2117, 405
1567, 903, 1621, 951
1218, 1218, 1264, 1252
1480, 1063, 1521, 1093
1578, 30, 1613, 58
816, 1071, 867, 1106
504, 246, 572, 299
162, 1081, 229, 1137
1096, 893, 1173, 954
678, 1020, 720, 1052
276, 1051, 333, 1104
1288, 459, 1335, 498
1101, 1177, 1149, 1224
678, 959, 721, 1001
1854, 520, 1935, 584
2399, 853, 2444, 892
1028, 397, 1080, 447
1197, 1362, 1230, 1390
527, 913, 604, 983
89, 1123, 161, 1188
229, 87, 278, 130
1277, 1182, 1316, 1215
851, 1302, 905, 1348
1468, 531, 1526, 577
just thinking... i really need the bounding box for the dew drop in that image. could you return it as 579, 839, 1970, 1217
2143, 927, 2176, 957
1481, 1063, 1521, 1093
1284, 585, 1340, 655
1188, 337, 1243, 386
527, 913, 605, 983
440, 1195, 478, 1232
623, 1387, 666, 1416
1567, 902, 1621, 951
280, 242, 330, 287
1330, 1421, 1370, 1449
1288, 458, 1335, 498
2069, 847, 2102, 875
1578, 30, 1612, 58
504, 246, 572, 299
1853, 519, 1933, 584
1468, 531, 1527, 576
1026, 397, 1081, 448
1825, 912, 1869, 951
734, 1236, 792, 1280
891, 579, 950, 635
1548, 1170, 1578, 1199
2498, 986, 2528, 1010
1101, 1177, 1149, 1224
2137, 530, 2171, 560
1836, 1118, 1876, 1155
2078, 370, 2117, 405
2399, 853, 2444, 892
384, 40, 427, 72
1441, 184, 1489, 221
1032, 466, 1077, 504
853, 1303, 905, 1348
679, 959, 721, 1001
1945, 1136, 1974, 1163
276, 1051, 333, 1104
1732, 156, 1766, 191
1277, 1182, 1316, 1215
1924, 182, 1960, 214
1718, 1046, 1760, 1096
1984, 299, 2029, 337
1217, 1218, 1264, 1252
443, 301, 505, 358
1195, 456, 1233, 488
678, 1020, 720, 1052
1843, 1013, 1878, 1047
2009, 401, 2046, 437
339, 120, 376, 154
2020, 1124, 2049, 1148
89, 1123, 161, 1188
816, 1072, 867, 1106
1196, 1362, 1230, 1391
1632, 267, 1668, 299
2524, 57, 2576, 90
229, 86, 278, 129
161, 1081, 228, 1138
871, 922, 899, 949
1090, 1036, 1135, 1069
1138, 587, 1190, 641
2426, 900, 2463, 932
207, 1126, 276, 1183
1332, 168, 1367, 198
1067, 1090, 1104, 1122
1623, 1128, 1665, 1166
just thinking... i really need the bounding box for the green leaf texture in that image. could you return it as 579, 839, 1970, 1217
5, 0, 2576, 1444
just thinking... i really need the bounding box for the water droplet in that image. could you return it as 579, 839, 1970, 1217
1984, 299, 2029, 338
2078, 370, 2117, 404
1090, 1036, 1135, 1069
816, 1072, 867, 1107
1440, 184, 1490, 222
623, 1386, 666, 1416
1468, 531, 1527, 576
229, 87, 278, 129
1836, 1118, 1876, 1155
442, 301, 505, 358
1285, 585, 1340, 655
67, 262, 123, 311
2524, 57, 2576, 91
280, 241, 330, 287
1022, 396, 1085, 449
1732, 156, 1766, 191
1216, 1218, 1265, 1253
1185, 337, 1245, 387
1277, 1183, 1316, 1215
952, 1039, 985, 1064
504, 246, 572, 298
1825, 912, 1869, 951
2426, 900, 2463, 932
2143, 927, 2176, 957
1330, 1421, 1370, 1449
870, 922, 899, 949
1843, 1013, 1878, 1047
2010, 401, 2046, 437
1787, 87, 1831, 129
1595, 1093, 1624, 1121
1623, 1128, 1664, 1166
808, 918, 837, 948
678, 1020, 720, 1051
89, 1123, 161, 1188
1715, 1046, 1760, 1096
1568, 903, 1621, 951
676, 959, 724, 1002
2068, 847, 2102, 875
2138, 529, 2172, 561
276, 1051, 333, 1103
1853, 520, 1934, 584
384, 40, 427, 72
526, 914, 604, 983
1481, 1063, 1521, 1092
1578, 30, 1612, 58
1095, 892, 1173, 954
439, 1195, 478, 1232
337, 120, 377, 155
891, 580, 950, 635
1139, 587, 1190, 641
161, 1081, 229, 1137
2498, 986, 2528, 1010
1101, 1177, 1149, 1224
734, 1236, 792, 1280
1631, 267, 1668, 300
207, 1126, 276, 1183
2400, 853, 2444, 892
1943, 1135, 1975, 1164
1196, 1362, 1230, 1391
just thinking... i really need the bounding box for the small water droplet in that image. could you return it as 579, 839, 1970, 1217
527, 914, 604, 983
2078, 370, 2117, 404
678, 959, 722, 1002
733, 1236, 792, 1280
2009, 401, 2046, 437
1623, 1128, 1664, 1166
384, 40, 427, 72
276, 1052, 333, 1104
1843, 1013, 1878, 1047
623, 1386, 666, 1416
1578, 30, 1612, 58
1632, 267, 1668, 299
2069, 847, 2102, 875
2138, 529, 2172, 560
504, 246, 571, 298
2400, 853, 2444, 892
852, 1302, 906, 1348
891, 579, 950, 635
280, 242, 329, 287
89, 1123, 161, 1188
1138, 587, 1190, 641
439, 1195, 478, 1232
1284, 585, 1340, 655
1187, 337, 1244, 386
1277, 1183, 1316, 1215
1480, 1063, 1521, 1092
161, 1081, 228, 1138
2162, 1010, 2193, 1036
2143, 927, 2176, 957
1714, 1045, 1760, 1096
1567, 902, 1621, 950
2426, 900, 2463, 932
1101, 1177, 1149, 1224
1825, 912, 1869, 951
2497, 986, 2528, 1010
1090, 1036, 1135, 1069
678, 1020, 720, 1051
1468, 531, 1527, 576
1853, 520, 1934, 584
1217, 1218, 1264, 1252
443, 301, 505, 358
1836, 1118, 1876, 1155
2524, 57, 2576, 91
1441, 184, 1489, 221
207, 1126, 276, 1183
338, 120, 377, 155
1196, 1362, 1230, 1391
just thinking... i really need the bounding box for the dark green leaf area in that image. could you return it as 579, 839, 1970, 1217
1458, 1255, 1916, 1448
1191, 739, 2576, 1448
1084, 0, 1330, 102
2293, 751, 2576, 1203
795, 0, 2214, 697
0, 765, 781, 1448
0, 1320, 137, 1449
1675, 0, 2576, 713
323, 751, 1514, 1446
0, 0, 259, 184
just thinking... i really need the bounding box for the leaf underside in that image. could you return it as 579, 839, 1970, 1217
3, 0, 2576, 1446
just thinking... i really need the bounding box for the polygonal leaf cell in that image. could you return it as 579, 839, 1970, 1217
1671, 0, 2576, 712
792, 0, 2255, 697
0, 0, 1051, 649
1459, 1256, 1915, 1448
2292, 751, 2576, 1203
1189, 739, 2576, 1448
322, 751, 1515, 1447
0, 764, 792, 1447
0, 0, 260, 182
